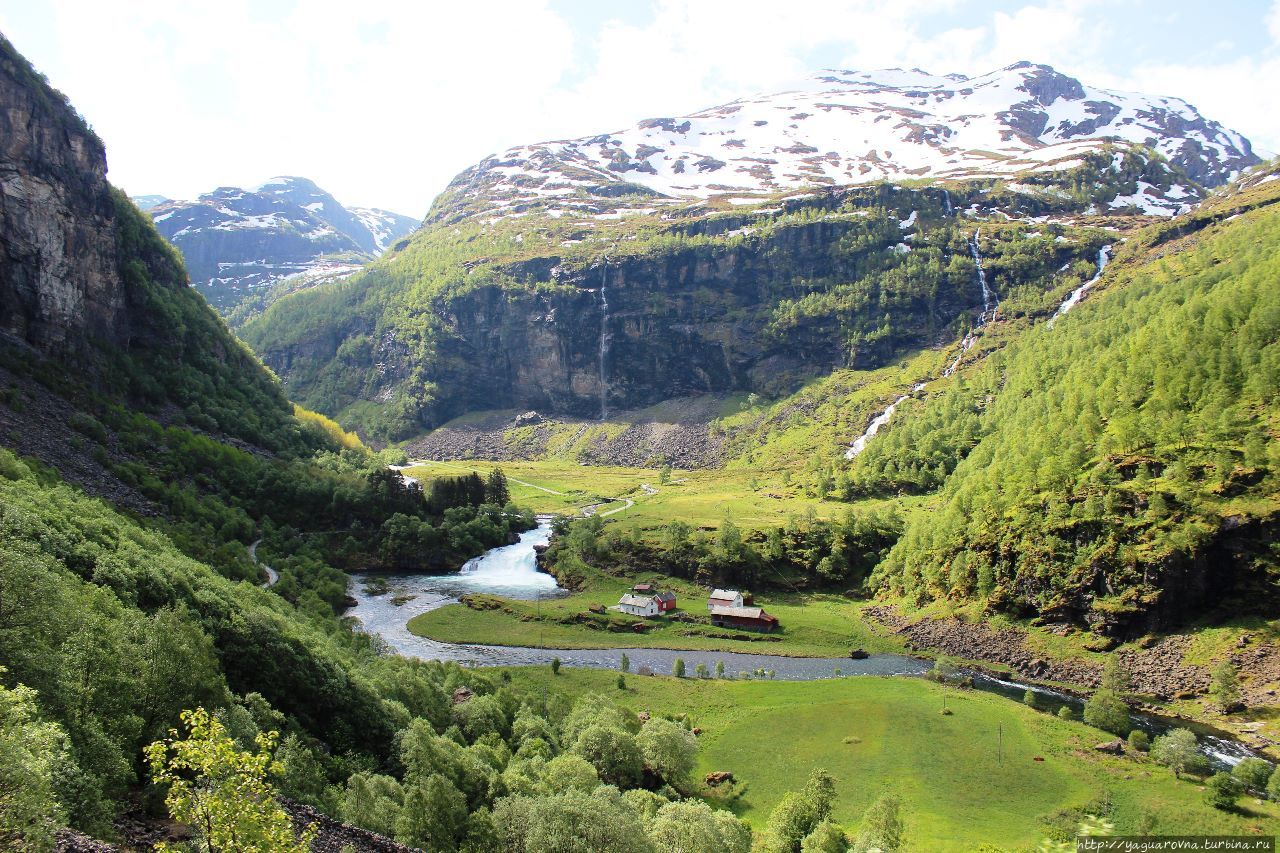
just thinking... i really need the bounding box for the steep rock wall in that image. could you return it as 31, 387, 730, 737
0, 36, 126, 353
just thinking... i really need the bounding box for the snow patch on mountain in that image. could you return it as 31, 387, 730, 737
148, 177, 419, 313
438, 62, 1256, 224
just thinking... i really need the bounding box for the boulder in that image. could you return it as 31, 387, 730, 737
705, 771, 734, 786
451, 686, 475, 705
514, 411, 544, 427
1093, 739, 1125, 755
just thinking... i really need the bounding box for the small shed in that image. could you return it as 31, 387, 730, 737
617, 594, 660, 617
653, 590, 677, 612
632, 582, 655, 593
707, 589, 744, 611
709, 605, 779, 632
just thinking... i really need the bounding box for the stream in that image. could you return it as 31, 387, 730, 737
348, 523, 1264, 769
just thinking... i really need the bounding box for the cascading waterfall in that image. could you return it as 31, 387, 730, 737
845, 383, 927, 460
942, 232, 994, 377
943, 189, 953, 216
848, 232, 997, 454
598, 256, 610, 420
969, 230, 995, 320
1049, 244, 1112, 324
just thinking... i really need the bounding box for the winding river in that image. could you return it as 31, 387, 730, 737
348, 523, 1263, 768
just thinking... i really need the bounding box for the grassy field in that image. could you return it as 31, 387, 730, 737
503, 668, 1280, 849
409, 576, 902, 657
402, 458, 902, 533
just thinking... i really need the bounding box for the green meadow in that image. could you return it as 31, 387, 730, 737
504, 668, 1280, 850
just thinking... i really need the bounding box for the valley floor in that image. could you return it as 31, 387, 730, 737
504, 668, 1280, 848
402, 459, 1280, 756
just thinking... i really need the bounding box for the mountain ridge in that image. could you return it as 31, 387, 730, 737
433, 61, 1255, 225
148, 176, 419, 315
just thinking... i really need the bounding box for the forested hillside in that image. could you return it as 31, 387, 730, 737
863, 168, 1280, 633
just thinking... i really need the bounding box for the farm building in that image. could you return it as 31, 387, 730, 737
654, 590, 677, 612
707, 589, 744, 611
617, 594, 660, 617
632, 582, 654, 593
709, 605, 779, 632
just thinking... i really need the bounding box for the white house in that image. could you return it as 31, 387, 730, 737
707, 589, 744, 611
617, 594, 660, 617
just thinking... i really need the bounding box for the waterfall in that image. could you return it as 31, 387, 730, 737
968, 231, 995, 321
845, 383, 926, 460
598, 257, 610, 420
943, 189, 953, 216
1049, 245, 1112, 324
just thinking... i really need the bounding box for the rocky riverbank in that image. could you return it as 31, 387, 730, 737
863, 606, 1280, 701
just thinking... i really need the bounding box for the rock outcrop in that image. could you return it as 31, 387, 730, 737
0, 34, 124, 354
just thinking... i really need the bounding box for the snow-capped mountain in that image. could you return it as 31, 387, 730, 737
148, 177, 419, 314
438, 62, 1256, 222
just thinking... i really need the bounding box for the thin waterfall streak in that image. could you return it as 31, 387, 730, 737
598, 256, 609, 420
1050, 244, 1112, 323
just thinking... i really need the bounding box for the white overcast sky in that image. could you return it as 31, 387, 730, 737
2, 0, 1277, 217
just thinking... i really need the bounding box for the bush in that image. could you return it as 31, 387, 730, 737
1083, 689, 1130, 736
1231, 757, 1272, 792
69, 412, 108, 444
1205, 772, 1243, 811
1150, 729, 1207, 778
1023, 689, 1038, 710
1057, 706, 1075, 720
673, 658, 685, 678
551, 657, 561, 676
1126, 730, 1150, 752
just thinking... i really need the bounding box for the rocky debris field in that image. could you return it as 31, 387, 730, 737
403, 399, 727, 468
0, 361, 154, 513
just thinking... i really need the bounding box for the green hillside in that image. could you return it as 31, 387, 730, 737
867, 168, 1280, 632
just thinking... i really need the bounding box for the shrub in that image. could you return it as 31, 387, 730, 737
1083, 689, 1130, 736
1126, 730, 1150, 752
1205, 772, 1242, 811
1231, 757, 1272, 792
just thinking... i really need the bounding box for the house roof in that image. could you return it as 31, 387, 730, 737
618, 594, 656, 608
709, 605, 776, 621
632, 583, 654, 592
709, 589, 740, 600
654, 591, 676, 602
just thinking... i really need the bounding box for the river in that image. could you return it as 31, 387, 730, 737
347, 522, 1263, 768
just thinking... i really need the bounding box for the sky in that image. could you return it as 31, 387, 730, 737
1, 0, 1277, 217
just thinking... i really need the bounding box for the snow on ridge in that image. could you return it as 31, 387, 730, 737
442, 62, 1257, 222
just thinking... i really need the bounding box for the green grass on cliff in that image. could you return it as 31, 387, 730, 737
502, 668, 1280, 849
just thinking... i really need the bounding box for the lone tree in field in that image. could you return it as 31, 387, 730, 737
146, 707, 315, 853
1212, 662, 1242, 712
673, 658, 686, 678
1083, 688, 1130, 736
1150, 728, 1203, 779
854, 793, 904, 852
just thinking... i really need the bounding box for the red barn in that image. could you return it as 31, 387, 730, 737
709, 605, 779, 632
654, 590, 677, 612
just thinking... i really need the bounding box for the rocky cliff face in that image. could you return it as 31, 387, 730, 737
0, 35, 126, 354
